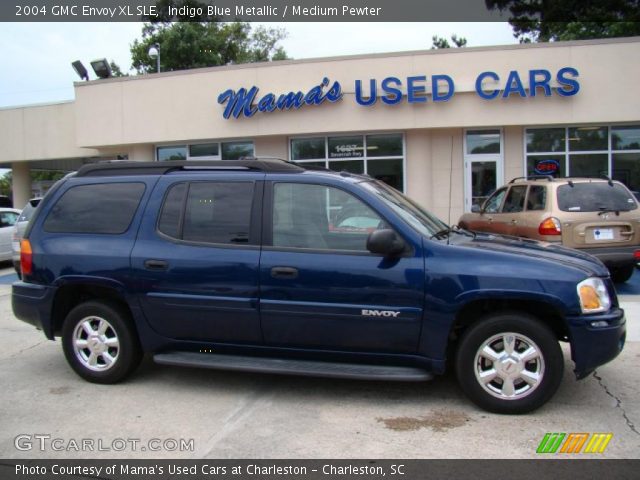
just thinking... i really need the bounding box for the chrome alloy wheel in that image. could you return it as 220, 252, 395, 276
72, 316, 120, 372
474, 332, 545, 400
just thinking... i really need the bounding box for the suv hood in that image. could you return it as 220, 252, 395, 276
451, 232, 609, 278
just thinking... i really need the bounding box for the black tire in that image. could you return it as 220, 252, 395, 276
611, 265, 634, 283
62, 300, 142, 384
455, 312, 564, 414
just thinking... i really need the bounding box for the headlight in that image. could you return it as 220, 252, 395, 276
577, 277, 611, 314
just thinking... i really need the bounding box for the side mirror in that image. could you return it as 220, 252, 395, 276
367, 229, 405, 256
471, 204, 482, 213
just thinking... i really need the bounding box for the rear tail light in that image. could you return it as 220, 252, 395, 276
634, 250, 640, 261
538, 217, 562, 236
20, 239, 33, 276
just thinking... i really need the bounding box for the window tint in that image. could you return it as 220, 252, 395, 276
273, 183, 384, 251
158, 183, 187, 238
182, 182, 254, 244
502, 186, 527, 213
557, 183, 638, 212
44, 183, 145, 234
526, 186, 546, 211
0, 211, 18, 228
466, 130, 501, 154
483, 188, 507, 213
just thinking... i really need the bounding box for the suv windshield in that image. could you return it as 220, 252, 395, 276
361, 180, 448, 236
557, 183, 637, 212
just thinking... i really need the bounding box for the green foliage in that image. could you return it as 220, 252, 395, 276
109, 61, 128, 77
431, 34, 468, 49
485, 0, 640, 42
130, 1, 288, 73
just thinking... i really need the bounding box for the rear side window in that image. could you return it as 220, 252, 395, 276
158, 182, 254, 245
44, 183, 145, 234
526, 186, 546, 211
557, 183, 638, 212
502, 186, 527, 213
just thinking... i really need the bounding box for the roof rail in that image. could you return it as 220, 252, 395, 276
509, 175, 553, 184
76, 158, 304, 177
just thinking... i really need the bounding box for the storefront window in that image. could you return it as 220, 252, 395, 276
328, 136, 364, 158
568, 127, 608, 151
613, 152, 640, 194
189, 143, 219, 158
612, 126, 640, 150
466, 130, 501, 154
157, 140, 254, 161
526, 126, 640, 192
328, 160, 364, 173
569, 154, 608, 178
526, 155, 566, 178
290, 133, 405, 192
526, 128, 565, 153
366, 134, 403, 157
221, 141, 254, 160
291, 137, 326, 160
157, 146, 187, 161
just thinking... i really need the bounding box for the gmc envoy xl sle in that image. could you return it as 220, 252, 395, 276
12, 160, 626, 413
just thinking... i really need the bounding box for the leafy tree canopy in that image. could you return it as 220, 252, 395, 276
431, 34, 468, 49
130, 1, 288, 73
485, 0, 640, 42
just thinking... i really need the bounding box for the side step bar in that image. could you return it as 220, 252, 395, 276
154, 351, 433, 382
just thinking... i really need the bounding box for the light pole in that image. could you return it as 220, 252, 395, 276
148, 43, 160, 73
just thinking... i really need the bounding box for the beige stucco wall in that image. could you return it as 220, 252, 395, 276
67, 38, 640, 149
0, 102, 98, 162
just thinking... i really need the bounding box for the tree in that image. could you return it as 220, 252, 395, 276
130, 1, 288, 73
485, 0, 640, 42
431, 34, 467, 49
109, 61, 128, 77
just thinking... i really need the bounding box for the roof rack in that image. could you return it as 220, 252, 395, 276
76, 158, 304, 177
509, 175, 554, 184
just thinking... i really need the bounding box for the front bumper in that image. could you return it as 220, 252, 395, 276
582, 245, 638, 269
566, 307, 626, 379
12, 281, 57, 339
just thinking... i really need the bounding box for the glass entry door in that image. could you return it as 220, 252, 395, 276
470, 161, 498, 210
464, 129, 504, 212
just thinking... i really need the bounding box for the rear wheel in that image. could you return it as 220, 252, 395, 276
611, 265, 634, 283
62, 301, 142, 384
455, 313, 564, 414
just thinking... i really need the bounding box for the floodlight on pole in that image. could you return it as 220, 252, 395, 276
148, 43, 160, 73
90, 58, 112, 79
71, 60, 89, 81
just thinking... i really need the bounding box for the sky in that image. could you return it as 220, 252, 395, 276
0, 22, 517, 108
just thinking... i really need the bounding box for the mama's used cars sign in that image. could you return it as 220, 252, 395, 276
217, 67, 580, 119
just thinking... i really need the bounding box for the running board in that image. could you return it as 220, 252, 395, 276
153, 351, 433, 382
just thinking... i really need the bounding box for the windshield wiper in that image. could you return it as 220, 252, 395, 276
430, 225, 476, 240
598, 207, 630, 216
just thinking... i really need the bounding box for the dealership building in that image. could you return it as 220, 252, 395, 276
1, 36, 639, 223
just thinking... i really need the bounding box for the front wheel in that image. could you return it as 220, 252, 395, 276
62, 301, 142, 384
455, 313, 564, 414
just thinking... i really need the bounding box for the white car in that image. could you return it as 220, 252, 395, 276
0, 208, 21, 262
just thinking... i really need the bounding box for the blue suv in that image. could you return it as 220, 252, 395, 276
12, 159, 626, 413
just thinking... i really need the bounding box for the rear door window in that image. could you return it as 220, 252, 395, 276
158, 181, 255, 245
502, 186, 527, 213
44, 183, 145, 234
526, 186, 546, 211
557, 183, 638, 212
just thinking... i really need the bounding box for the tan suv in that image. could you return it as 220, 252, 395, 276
458, 176, 640, 283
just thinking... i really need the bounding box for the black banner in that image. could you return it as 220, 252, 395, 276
2, 460, 639, 480
3, 0, 510, 22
